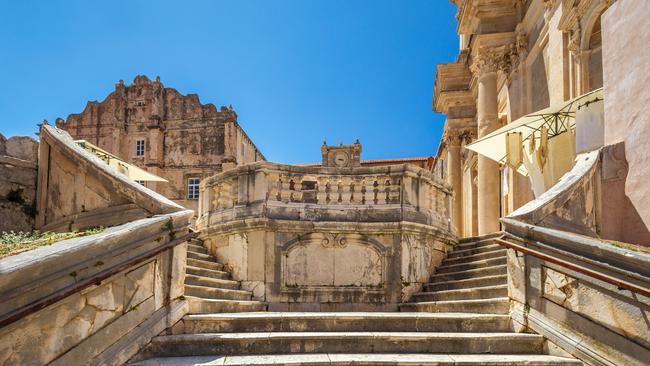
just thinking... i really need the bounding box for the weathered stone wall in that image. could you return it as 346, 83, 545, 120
500, 225, 650, 366
0, 213, 191, 366
197, 162, 456, 310
55, 75, 265, 212
0, 124, 195, 366
36, 125, 185, 232
0, 134, 38, 232
602, 0, 650, 243
509, 146, 650, 246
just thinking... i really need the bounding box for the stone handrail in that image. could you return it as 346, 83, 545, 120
197, 162, 453, 231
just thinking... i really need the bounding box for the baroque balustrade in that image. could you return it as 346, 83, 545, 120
197, 162, 453, 231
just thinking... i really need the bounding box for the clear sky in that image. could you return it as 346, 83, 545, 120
0, 0, 458, 164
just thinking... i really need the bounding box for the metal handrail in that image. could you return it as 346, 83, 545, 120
495, 237, 650, 298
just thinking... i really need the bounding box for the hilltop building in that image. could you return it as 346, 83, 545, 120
56, 75, 265, 211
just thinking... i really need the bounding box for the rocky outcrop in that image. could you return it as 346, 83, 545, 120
0, 134, 38, 232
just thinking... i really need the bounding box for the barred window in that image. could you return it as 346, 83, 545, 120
135, 180, 145, 186
187, 177, 200, 200
135, 140, 145, 156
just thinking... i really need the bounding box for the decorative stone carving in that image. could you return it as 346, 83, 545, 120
470, 47, 503, 75
282, 233, 385, 288
568, 24, 582, 55
321, 233, 348, 248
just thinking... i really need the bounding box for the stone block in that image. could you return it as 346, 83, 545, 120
124, 261, 156, 311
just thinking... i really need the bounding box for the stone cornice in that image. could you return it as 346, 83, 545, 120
455, 0, 519, 35
433, 62, 473, 113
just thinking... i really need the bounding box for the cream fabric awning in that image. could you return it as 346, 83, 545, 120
464, 88, 603, 175
76, 140, 168, 182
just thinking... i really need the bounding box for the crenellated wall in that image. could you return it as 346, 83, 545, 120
196, 162, 456, 311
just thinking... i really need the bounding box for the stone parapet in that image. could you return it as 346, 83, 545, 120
198, 161, 452, 231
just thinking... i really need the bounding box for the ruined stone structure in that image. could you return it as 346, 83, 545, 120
434, 0, 615, 237
56, 75, 265, 212
0, 134, 38, 232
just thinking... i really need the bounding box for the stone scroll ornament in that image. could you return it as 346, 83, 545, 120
321, 233, 348, 248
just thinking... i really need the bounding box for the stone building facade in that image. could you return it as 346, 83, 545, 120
433, 0, 614, 237
56, 75, 265, 211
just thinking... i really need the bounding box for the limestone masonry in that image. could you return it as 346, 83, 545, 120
56, 75, 265, 212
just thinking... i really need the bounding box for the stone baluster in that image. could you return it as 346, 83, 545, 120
292, 176, 304, 203
359, 178, 367, 205
373, 177, 386, 205
280, 175, 292, 203
316, 176, 327, 204
349, 178, 361, 204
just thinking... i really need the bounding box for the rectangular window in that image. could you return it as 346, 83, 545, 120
134, 180, 145, 186
135, 140, 145, 157
187, 177, 200, 200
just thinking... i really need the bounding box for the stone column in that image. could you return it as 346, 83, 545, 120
445, 130, 463, 236
472, 48, 503, 234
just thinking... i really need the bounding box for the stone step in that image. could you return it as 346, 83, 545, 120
431, 264, 507, 282
187, 243, 208, 254
142, 332, 544, 357
442, 248, 507, 266
424, 274, 508, 292
399, 297, 510, 314
447, 243, 503, 259
455, 239, 497, 250
185, 284, 251, 301
187, 296, 267, 314
412, 284, 508, 302
174, 312, 513, 334
186, 265, 230, 280
436, 256, 507, 274
130, 354, 583, 366
187, 258, 224, 271
184, 274, 240, 290
187, 250, 217, 262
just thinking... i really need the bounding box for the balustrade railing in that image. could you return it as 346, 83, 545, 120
198, 162, 453, 230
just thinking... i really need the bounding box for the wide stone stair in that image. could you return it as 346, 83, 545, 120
130, 237, 581, 365
399, 237, 510, 314
184, 239, 267, 314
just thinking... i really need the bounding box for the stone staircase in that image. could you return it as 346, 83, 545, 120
129, 237, 581, 365
399, 237, 509, 314
184, 239, 267, 314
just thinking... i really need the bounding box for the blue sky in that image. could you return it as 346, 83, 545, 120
0, 0, 458, 164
